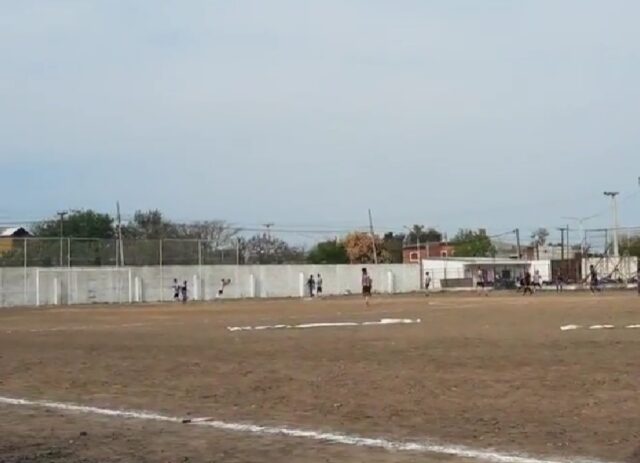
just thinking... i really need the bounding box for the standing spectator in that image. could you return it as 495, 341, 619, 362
316, 274, 323, 297
555, 274, 564, 292
307, 274, 316, 298
172, 278, 180, 302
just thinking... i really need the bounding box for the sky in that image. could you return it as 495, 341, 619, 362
1, 0, 639, 241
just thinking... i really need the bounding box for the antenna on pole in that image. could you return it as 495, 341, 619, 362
603, 191, 620, 257
368, 209, 378, 264
263, 223, 274, 238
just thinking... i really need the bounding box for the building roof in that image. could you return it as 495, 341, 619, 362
0, 227, 31, 237
425, 257, 530, 266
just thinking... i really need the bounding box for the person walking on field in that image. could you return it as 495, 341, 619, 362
424, 271, 432, 297
476, 268, 488, 296
361, 268, 372, 306
589, 265, 600, 293
522, 271, 534, 296
532, 270, 542, 292
181, 280, 188, 303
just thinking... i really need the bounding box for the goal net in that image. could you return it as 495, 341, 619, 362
37, 268, 132, 306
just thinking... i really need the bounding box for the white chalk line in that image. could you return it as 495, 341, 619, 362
560, 324, 640, 331
0, 395, 614, 463
1, 322, 152, 334
227, 318, 421, 332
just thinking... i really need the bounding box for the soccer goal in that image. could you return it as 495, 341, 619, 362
36, 268, 132, 306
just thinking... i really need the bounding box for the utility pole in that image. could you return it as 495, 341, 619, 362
116, 201, 124, 266
514, 228, 521, 259
57, 211, 68, 267
368, 209, 378, 264
263, 223, 274, 260
604, 191, 620, 257
558, 227, 565, 261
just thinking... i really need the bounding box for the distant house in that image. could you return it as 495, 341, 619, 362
403, 242, 456, 263
0, 227, 31, 253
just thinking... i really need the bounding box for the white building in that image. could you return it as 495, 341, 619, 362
422, 257, 551, 290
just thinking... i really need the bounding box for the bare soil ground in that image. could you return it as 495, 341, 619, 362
1, 292, 639, 463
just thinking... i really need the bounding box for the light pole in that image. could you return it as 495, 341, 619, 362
57, 211, 68, 267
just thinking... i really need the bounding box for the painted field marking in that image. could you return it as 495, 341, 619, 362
2, 322, 152, 334
227, 318, 421, 332
0, 395, 614, 463
560, 324, 640, 331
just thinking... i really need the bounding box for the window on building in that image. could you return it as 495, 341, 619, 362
441, 251, 448, 257
409, 252, 419, 262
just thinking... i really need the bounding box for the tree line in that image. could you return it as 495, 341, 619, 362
10, 209, 618, 266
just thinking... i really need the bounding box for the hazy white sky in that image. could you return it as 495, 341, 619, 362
1, 0, 639, 238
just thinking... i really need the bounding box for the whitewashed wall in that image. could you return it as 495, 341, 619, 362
0, 264, 421, 308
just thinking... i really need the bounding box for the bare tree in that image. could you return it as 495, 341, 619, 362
530, 228, 549, 260
175, 221, 239, 248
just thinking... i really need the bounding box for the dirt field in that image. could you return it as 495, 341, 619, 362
1, 292, 639, 463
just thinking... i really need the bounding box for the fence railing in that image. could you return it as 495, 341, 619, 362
0, 238, 243, 268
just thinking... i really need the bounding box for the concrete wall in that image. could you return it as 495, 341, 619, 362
0, 264, 421, 308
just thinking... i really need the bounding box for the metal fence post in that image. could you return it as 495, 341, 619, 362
198, 240, 202, 300
67, 237, 72, 305
23, 239, 28, 305
159, 239, 164, 302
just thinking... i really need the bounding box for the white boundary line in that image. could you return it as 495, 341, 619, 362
0, 395, 615, 463
1, 322, 152, 334
560, 324, 640, 331
227, 318, 421, 332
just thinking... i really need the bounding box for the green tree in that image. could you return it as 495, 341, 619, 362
308, 240, 349, 264
407, 225, 442, 243
620, 235, 640, 257
382, 232, 405, 263
451, 228, 496, 257
33, 210, 115, 238
123, 210, 176, 239
27, 210, 116, 266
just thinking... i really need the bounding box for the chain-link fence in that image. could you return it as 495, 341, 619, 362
0, 238, 242, 268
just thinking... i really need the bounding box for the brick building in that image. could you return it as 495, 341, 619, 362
403, 242, 456, 263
